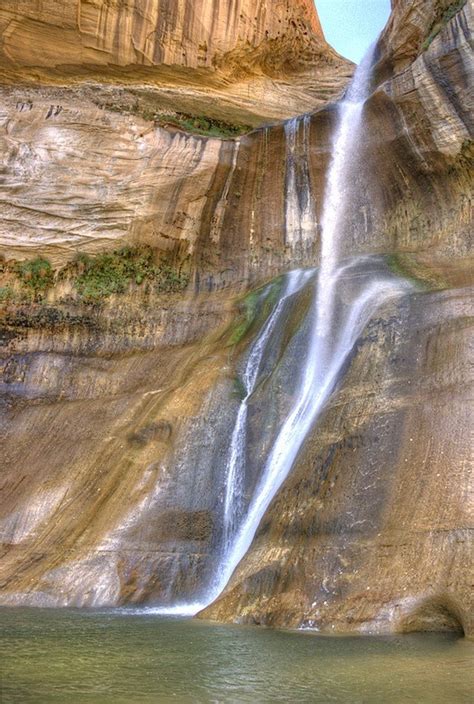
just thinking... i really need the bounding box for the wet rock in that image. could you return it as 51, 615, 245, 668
0, 1, 471, 635
201, 286, 473, 638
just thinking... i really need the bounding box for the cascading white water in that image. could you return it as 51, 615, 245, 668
315, 46, 378, 365
148, 269, 313, 617
150, 46, 410, 617
222, 269, 312, 544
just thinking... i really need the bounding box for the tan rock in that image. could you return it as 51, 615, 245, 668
0, 0, 472, 637
201, 282, 473, 637
0, 0, 324, 73
0, 0, 351, 125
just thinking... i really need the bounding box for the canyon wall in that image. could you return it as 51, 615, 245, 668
202, 0, 473, 636
0, 0, 324, 74
0, 0, 350, 126
0, 0, 350, 267
0, 0, 472, 635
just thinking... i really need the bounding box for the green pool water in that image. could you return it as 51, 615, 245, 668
0, 609, 472, 703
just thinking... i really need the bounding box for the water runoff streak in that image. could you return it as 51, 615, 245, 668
284, 115, 315, 250
222, 269, 313, 546
153, 46, 410, 616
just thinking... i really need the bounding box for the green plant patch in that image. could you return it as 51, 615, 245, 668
155, 112, 251, 138
386, 253, 448, 291
102, 100, 251, 138
73, 246, 189, 303
1, 247, 189, 306
226, 276, 286, 348
227, 290, 262, 346
421, 0, 467, 51
154, 263, 190, 294
4, 306, 91, 330
14, 257, 54, 298
232, 375, 247, 401
0, 285, 14, 302
260, 277, 284, 317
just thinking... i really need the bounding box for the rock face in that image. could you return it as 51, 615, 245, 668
0, 92, 310, 273
201, 0, 473, 636
0, 0, 351, 126
0, 0, 351, 266
201, 283, 473, 636
0, 0, 324, 74
0, 0, 472, 636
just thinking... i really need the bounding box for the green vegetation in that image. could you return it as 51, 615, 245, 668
421, 0, 467, 51
156, 113, 251, 139
386, 253, 448, 291
232, 375, 247, 401
4, 306, 88, 329
0, 285, 14, 302
14, 257, 54, 298
1, 246, 189, 306
103, 101, 251, 138
260, 276, 284, 315
227, 290, 261, 346
72, 246, 189, 303
226, 276, 284, 348
386, 253, 412, 280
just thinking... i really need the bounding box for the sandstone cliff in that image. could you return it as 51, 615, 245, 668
0, 0, 350, 128
0, 0, 472, 637
201, 0, 473, 636
0, 0, 351, 266
0, 0, 324, 74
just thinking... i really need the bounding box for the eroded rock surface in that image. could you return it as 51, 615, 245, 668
203, 2, 473, 635
201, 281, 473, 637
0, 0, 351, 125
200, 1, 473, 636
0, 0, 325, 74
0, 0, 472, 636
0, 0, 351, 265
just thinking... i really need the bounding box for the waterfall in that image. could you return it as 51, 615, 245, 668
315, 46, 379, 363
222, 270, 312, 544
150, 46, 410, 617
147, 269, 313, 617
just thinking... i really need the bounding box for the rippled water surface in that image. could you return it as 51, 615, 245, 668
0, 609, 472, 703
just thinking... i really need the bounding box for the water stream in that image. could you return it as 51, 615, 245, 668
222, 269, 313, 546
153, 46, 410, 616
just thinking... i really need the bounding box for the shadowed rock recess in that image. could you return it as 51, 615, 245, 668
0, 0, 472, 637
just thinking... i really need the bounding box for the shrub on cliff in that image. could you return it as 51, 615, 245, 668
73, 246, 189, 303
14, 257, 54, 299
154, 263, 190, 294
0, 285, 14, 302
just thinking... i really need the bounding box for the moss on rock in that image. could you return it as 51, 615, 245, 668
421, 0, 467, 51
0, 246, 189, 306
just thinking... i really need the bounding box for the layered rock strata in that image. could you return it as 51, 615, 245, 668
201, 0, 474, 636
201, 278, 473, 636
0, 0, 472, 636
0, 0, 325, 74
0, 0, 351, 126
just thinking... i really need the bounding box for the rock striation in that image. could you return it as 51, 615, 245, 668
0, 0, 351, 266
0, 0, 351, 125
201, 0, 473, 636
0, 0, 472, 636
0, 0, 324, 74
